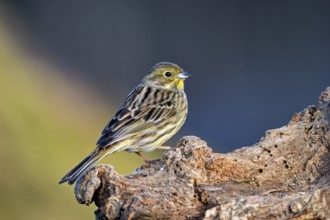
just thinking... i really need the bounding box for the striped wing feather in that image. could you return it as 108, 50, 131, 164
96, 85, 176, 148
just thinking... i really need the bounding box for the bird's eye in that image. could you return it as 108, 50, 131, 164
164, 72, 172, 77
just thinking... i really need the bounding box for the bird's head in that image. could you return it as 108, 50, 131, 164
143, 62, 190, 90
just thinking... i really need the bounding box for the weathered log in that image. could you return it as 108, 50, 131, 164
74, 87, 330, 220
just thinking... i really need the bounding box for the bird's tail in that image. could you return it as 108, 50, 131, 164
59, 148, 105, 185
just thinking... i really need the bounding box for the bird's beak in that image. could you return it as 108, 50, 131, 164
177, 71, 191, 79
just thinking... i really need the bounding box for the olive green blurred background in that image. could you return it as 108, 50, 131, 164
1, 1, 330, 220
0, 3, 160, 220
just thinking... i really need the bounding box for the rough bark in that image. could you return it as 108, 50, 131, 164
74, 87, 330, 220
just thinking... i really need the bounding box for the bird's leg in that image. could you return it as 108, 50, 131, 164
157, 146, 171, 150
135, 152, 150, 164
135, 146, 171, 165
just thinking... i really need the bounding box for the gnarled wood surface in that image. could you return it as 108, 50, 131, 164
74, 87, 330, 220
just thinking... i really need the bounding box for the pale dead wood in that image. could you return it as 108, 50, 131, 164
74, 87, 330, 220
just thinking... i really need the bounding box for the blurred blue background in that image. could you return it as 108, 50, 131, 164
0, 1, 329, 219
5, 0, 330, 149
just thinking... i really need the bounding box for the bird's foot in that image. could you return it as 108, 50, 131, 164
157, 145, 171, 150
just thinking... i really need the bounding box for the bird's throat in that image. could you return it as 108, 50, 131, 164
175, 80, 184, 90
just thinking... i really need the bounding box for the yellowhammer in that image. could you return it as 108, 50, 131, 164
59, 62, 190, 184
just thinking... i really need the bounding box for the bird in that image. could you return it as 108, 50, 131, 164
59, 62, 190, 184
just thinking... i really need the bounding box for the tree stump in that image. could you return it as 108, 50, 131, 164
74, 87, 330, 220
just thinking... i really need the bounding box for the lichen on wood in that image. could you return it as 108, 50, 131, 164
74, 87, 330, 220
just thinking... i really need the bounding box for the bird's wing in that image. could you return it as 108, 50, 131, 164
96, 85, 176, 148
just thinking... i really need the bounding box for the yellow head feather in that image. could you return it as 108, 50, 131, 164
143, 62, 189, 90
